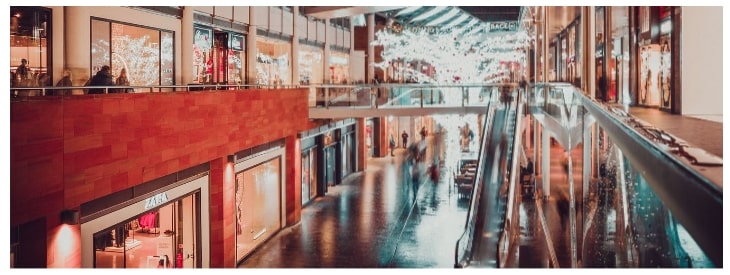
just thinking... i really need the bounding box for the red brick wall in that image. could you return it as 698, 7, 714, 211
11, 89, 309, 267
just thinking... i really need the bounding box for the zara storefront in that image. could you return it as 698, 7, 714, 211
79, 164, 211, 268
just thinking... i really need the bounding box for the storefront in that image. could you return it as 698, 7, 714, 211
322, 130, 338, 188
366, 118, 381, 158
90, 18, 175, 91
340, 124, 357, 179
328, 50, 350, 84
300, 137, 318, 206
192, 24, 246, 85
10, 6, 51, 88
234, 146, 286, 262
256, 34, 292, 86
298, 42, 324, 85
80, 172, 210, 268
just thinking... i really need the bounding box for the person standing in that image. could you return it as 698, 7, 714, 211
114, 68, 132, 93
87, 65, 114, 94
401, 130, 409, 148
420, 126, 427, 141
15, 58, 31, 87
54, 68, 73, 95
389, 134, 396, 156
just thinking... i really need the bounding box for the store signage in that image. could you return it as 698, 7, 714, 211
194, 26, 212, 50
230, 34, 244, 51
144, 192, 169, 210
487, 21, 519, 33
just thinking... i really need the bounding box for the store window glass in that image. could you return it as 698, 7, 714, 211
10, 7, 51, 88
235, 157, 282, 262
192, 26, 213, 84
301, 148, 318, 205
298, 44, 324, 85
610, 6, 630, 104
93, 193, 199, 268
91, 18, 171, 91
256, 37, 291, 86
329, 51, 349, 84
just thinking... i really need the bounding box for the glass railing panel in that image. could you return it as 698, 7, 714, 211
523, 83, 720, 268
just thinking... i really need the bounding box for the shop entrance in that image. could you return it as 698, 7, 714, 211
324, 146, 336, 187
92, 193, 199, 268
211, 31, 229, 84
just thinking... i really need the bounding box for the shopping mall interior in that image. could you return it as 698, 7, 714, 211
8, 5, 723, 268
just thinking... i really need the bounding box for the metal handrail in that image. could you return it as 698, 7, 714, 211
532, 82, 722, 267
9, 83, 303, 96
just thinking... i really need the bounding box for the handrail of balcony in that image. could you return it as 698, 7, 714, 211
9, 83, 303, 97
531, 82, 722, 267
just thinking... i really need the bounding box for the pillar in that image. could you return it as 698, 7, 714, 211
181, 6, 194, 85
582, 6, 596, 95
247, 7, 258, 84
541, 128, 550, 198
323, 19, 331, 83
291, 6, 300, 85
542, 6, 549, 82
357, 118, 367, 170
208, 156, 235, 267
63, 7, 91, 91
285, 135, 302, 225
367, 13, 375, 82
51, 7, 65, 85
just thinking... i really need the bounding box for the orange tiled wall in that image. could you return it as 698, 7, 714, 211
10, 89, 309, 226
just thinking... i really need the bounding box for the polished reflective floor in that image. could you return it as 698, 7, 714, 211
238, 134, 471, 268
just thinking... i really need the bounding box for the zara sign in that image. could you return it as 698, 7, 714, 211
144, 192, 169, 210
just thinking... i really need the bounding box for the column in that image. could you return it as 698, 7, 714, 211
207, 156, 235, 267
367, 13, 375, 82
51, 7, 64, 85
285, 135, 302, 225
582, 6, 596, 95
542, 6, 549, 82
63, 7, 91, 91
247, 7, 258, 85
291, 6, 300, 85
323, 19, 331, 83
181, 6, 194, 85
356, 118, 367, 170
541, 128, 550, 198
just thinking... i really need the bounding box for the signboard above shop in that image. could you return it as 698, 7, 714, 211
486, 21, 519, 33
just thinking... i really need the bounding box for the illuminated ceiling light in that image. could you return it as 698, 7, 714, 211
425, 8, 461, 26
409, 6, 448, 23
395, 6, 423, 17
442, 14, 471, 29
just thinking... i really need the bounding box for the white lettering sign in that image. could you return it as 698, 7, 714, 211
144, 192, 169, 210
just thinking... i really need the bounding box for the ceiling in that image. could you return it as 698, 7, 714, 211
301, 6, 524, 32
300, 6, 584, 40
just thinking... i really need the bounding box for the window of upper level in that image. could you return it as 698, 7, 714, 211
10, 6, 51, 88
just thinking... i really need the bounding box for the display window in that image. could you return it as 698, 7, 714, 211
192, 26, 213, 84
298, 44, 324, 85
256, 37, 291, 86
92, 193, 199, 268
10, 7, 51, 88
235, 156, 283, 262
328, 51, 350, 84
638, 44, 662, 107
90, 18, 174, 91
301, 147, 318, 205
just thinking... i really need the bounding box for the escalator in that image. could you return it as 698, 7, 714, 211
454, 88, 522, 268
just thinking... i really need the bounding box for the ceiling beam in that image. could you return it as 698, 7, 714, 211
301, 6, 407, 19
